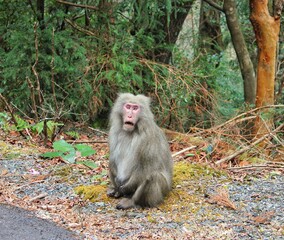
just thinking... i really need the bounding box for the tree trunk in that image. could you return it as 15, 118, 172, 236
249, 0, 281, 137
224, 0, 256, 104
133, 0, 195, 64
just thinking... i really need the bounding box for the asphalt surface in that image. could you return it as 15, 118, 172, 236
0, 203, 81, 240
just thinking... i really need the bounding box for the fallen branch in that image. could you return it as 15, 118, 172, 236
66, 140, 108, 144
214, 105, 284, 131
190, 105, 284, 137
172, 146, 197, 158
215, 123, 284, 165
29, 193, 48, 202
228, 163, 284, 171
88, 127, 108, 136
15, 180, 46, 190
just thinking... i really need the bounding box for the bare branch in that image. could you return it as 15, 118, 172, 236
56, 0, 99, 11
32, 22, 43, 114
64, 18, 96, 36
172, 146, 197, 158
215, 122, 284, 165
51, 27, 58, 111
26, 77, 38, 120
0, 94, 26, 138
203, 0, 224, 12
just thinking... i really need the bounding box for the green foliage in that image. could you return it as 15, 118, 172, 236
65, 131, 80, 139
41, 139, 96, 164
0, 0, 248, 131
0, 112, 9, 130
31, 121, 62, 137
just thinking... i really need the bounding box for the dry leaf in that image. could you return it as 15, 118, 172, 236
206, 187, 237, 210
251, 211, 275, 224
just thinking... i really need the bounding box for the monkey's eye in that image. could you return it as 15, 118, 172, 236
125, 104, 131, 109
133, 106, 139, 111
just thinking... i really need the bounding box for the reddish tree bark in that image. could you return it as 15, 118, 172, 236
249, 0, 281, 137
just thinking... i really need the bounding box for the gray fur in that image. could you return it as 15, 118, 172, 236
108, 93, 173, 209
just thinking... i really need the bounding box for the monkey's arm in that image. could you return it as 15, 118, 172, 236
107, 161, 123, 198
118, 172, 141, 195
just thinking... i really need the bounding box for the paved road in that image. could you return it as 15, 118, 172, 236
0, 204, 81, 240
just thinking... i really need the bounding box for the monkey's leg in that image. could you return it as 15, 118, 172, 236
117, 173, 170, 209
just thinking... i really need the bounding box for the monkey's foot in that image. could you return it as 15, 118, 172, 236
116, 198, 136, 210
107, 188, 121, 198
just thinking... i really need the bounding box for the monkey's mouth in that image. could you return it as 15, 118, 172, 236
123, 121, 135, 131
124, 121, 134, 126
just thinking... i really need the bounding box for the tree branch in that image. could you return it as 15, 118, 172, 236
215, 122, 284, 165
203, 0, 224, 12
64, 18, 96, 36
56, 0, 99, 11
32, 22, 43, 115
0, 94, 26, 138
172, 146, 197, 158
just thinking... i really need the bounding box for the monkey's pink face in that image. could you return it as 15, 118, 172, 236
122, 103, 140, 132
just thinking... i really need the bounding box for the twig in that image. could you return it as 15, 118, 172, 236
215, 123, 284, 165
203, 0, 224, 12
0, 94, 26, 138
172, 146, 197, 158
190, 105, 284, 137
64, 18, 96, 36
26, 77, 38, 120
56, 0, 99, 10
228, 164, 284, 171
15, 180, 46, 190
88, 127, 108, 136
66, 140, 108, 144
51, 27, 58, 111
29, 193, 48, 202
214, 105, 284, 131
32, 22, 43, 116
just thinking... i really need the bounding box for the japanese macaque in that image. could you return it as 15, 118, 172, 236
108, 93, 173, 209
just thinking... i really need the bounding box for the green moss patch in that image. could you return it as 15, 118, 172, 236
159, 161, 228, 218
173, 161, 227, 187
74, 185, 109, 202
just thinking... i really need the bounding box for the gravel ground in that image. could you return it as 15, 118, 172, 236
0, 156, 284, 239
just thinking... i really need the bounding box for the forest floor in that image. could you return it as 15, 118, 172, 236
0, 127, 284, 240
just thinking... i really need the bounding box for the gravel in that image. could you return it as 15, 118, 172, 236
1, 156, 284, 239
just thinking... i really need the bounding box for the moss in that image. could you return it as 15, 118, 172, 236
52, 165, 73, 177
74, 185, 109, 202
0, 140, 34, 158
173, 161, 227, 187
51, 165, 80, 183
147, 214, 158, 223
159, 162, 228, 220
239, 153, 265, 164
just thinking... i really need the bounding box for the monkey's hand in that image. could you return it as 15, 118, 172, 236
119, 180, 137, 196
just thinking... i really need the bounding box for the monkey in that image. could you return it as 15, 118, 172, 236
107, 93, 173, 209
